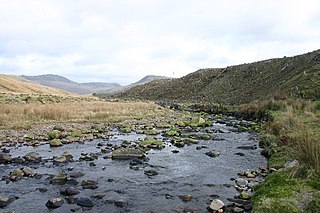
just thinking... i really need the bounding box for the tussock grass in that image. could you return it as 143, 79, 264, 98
0, 101, 165, 129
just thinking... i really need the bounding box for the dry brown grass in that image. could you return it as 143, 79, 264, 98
0, 74, 72, 95
0, 101, 167, 129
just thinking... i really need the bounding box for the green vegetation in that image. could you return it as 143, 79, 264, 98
115, 49, 320, 104
245, 99, 320, 212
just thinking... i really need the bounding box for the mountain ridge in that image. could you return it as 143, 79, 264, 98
21, 74, 170, 95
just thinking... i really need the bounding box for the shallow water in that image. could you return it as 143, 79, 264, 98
0, 122, 266, 213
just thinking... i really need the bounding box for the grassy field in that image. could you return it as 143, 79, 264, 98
0, 100, 168, 129
239, 99, 320, 212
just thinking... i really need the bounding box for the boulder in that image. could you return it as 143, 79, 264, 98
63, 187, 80, 196
46, 198, 64, 209
22, 167, 37, 177
50, 139, 63, 147
206, 150, 221, 158
0, 197, 16, 207
76, 198, 94, 207
24, 152, 42, 162
235, 178, 248, 188
112, 148, 145, 160
209, 199, 224, 211
114, 199, 128, 207
0, 153, 12, 164
52, 172, 68, 185
82, 180, 98, 189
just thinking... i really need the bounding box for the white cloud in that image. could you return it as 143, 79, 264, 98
0, 0, 320, 84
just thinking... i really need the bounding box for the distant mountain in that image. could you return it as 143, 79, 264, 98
116, 49, 320, 104
130, 75, 171, 86
21, 74, 170, 95
0, 74, 71, 95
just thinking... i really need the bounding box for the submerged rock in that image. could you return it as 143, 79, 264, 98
114, 199, 128, 207
144, 170, 158, 176
82, 180, 98, 189
180, 194, 193, 202
46, 198, 64, 209
62, 187, 80, 196
206, 150, 221, 158
0, 197, 16, 208
76, 197, 94, 207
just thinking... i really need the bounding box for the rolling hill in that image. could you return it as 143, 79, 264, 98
116, 49, 320, 104
0, 74, 72, 95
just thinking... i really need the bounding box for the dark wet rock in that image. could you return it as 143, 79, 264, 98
24, 152, 41, 162
0, 197, 16, 207
112, 148, 145, 160
0, 153, 12, 164
70, 171, 85, 178
210, 194, 220, 199
129, 159, 144, 166
70, 207, 81, 212
165, 194, 173, 199
209, 199, 224, 211
179, 194, 193, 202
66, 197, 77, 204
62, 187, 80, 196
66, 178, 79, 185
196, 145, 208, 150
51, 172, 68, 185
12, 157, 25, 164
82, 180, 98, 189
237, 145, 257, 150
144, 170, 158, 176
114, 199, 128, 207
130, 165, 139, 170
50, 139, 63, 147
37, 188, 48, 193
45, 198, 64, 209
79, 152, 99, 161
235, 152, 245, 156
91, 193, 105, 199
171, 150, 179, 153
206, 150, 221, 158
76, 197, 94, 207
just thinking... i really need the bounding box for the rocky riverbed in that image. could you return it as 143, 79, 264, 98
0, 115, 267, 212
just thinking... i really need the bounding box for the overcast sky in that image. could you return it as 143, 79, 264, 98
0, 0, 320, 85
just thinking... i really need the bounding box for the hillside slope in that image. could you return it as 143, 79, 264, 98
118, 49, 320, 104
0, 74, 72, 95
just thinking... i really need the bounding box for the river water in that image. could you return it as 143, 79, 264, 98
0, 121, 266, 213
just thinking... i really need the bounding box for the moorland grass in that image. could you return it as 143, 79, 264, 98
0, 100, 168, 129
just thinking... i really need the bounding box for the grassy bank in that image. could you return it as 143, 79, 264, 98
0, 100, 168, 129
239, 99, 320, 212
